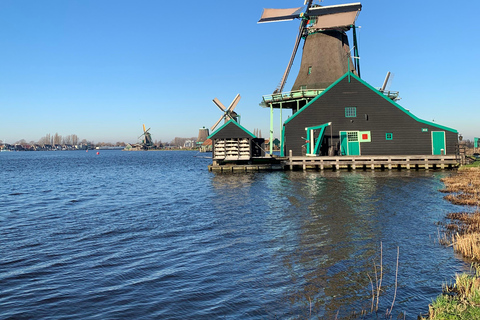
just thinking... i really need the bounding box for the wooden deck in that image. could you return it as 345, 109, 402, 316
208, 163, 284, 172
208, 154, 459, 172
286, 154, 459, 171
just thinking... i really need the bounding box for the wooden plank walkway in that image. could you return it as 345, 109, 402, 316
286, 152, 459, 171
208, 163, 284, 172
208, 154, 459, 172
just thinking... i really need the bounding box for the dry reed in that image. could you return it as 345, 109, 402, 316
424, 168, 480, 319
441, 168, 480, 261
440, 167, 480, 206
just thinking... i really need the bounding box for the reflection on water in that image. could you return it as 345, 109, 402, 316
0, 151, 468, 320
210, 170, 468, 319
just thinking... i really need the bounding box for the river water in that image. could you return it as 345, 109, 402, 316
0, 150, 468, 319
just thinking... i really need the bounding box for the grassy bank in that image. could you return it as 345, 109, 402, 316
423, 166, 480, 319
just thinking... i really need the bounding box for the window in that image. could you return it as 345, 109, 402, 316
386, 133, 393, 140
308, 66, 312, 75
348, 131, 358, 142
300, 85, 307, 91
422, 128, 428, 132
345, 107, 356, 117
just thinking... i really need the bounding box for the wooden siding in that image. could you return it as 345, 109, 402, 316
284, 75, 458, 156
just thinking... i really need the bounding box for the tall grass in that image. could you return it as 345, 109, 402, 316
424, 167, 480, 319
422, 271, 480, 320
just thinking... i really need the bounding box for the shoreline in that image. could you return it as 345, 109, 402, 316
422, 164, 480, 319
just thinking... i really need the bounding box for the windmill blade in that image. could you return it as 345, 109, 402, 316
212, 98, 227, 111
308, 3, 362, 30
210, 115, 225, 132
309, 3, 362, 17
276, 20, 306, 93
258, 7, 304, 23
226, 94, 241, 113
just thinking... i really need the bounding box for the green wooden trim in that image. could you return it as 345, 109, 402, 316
283, 72, 457, 133
347, 72, 458, 133
313, 126, 327, 154
207, 119, 256, 139
304, 122, 331, 155
280, 125, 286, 157
284, 73, 349, 125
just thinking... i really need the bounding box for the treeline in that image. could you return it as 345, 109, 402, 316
2, 133, 199, 149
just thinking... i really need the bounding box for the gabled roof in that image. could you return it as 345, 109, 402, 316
207, 119, 257, 139
284, 72, 457, 133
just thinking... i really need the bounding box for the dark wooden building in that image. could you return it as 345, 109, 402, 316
208, 120, 265, 164
283, 72, 458, 156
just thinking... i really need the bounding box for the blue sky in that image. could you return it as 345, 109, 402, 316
1, 0, 479, 144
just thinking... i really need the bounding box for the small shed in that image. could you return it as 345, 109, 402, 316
208, 120, 265, 163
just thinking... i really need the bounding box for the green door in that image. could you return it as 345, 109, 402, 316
340, 131, 360, 156
340, 131, 348, 155
432, 131, 446, 155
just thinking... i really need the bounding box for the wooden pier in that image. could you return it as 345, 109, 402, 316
286, 152, 458, 171
208, 153, 459, 172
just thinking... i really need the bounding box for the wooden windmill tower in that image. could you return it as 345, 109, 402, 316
138, 124, 154, 149
259, 1, 362, 153
259, 1, 362, 93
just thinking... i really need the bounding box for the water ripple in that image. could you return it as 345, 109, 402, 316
0, 151, 469, 319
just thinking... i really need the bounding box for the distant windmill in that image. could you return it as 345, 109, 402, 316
210, 94, 241, 132
138, 124, 154, 149
258, 1, 362, 93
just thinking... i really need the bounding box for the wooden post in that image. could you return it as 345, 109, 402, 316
269, 104, 274, 155
289, 150, 293, 170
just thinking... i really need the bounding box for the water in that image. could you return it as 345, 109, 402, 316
0, 151, 469, 319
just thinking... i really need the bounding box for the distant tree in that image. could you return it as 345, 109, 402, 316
71, 134, 79, 145
37, 133, 51, 145
53, 133, 62, 145
463, 139, 474, 148
15, 139, 27, 146
63, 135, 72, 145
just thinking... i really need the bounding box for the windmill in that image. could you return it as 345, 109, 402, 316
258, 1, 362, 93
210, 94, 241, 132
138, 124, 154, 149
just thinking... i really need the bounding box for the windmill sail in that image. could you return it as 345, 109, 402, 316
309, 3, 361, 29
259, 2, 362, 93
258, 7, 304, 23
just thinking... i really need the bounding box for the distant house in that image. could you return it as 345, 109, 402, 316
200, 139, 212, 152
184, 140, 195, 148
282, 72, 458, 156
